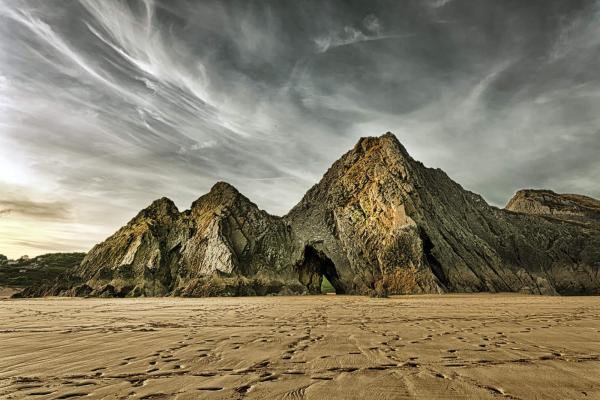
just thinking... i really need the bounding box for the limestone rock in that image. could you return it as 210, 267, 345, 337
285, 134, 440, 295
22, 133, 600, 297
286, 133, 600, 295
37, 182, 299, 297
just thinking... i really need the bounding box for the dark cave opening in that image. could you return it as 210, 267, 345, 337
296, 246, 345, 294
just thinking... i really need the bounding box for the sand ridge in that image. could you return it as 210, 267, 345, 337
1, 295, 599, 399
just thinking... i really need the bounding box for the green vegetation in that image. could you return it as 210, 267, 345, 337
321, 276, 336, 294
0, 252, 85, 288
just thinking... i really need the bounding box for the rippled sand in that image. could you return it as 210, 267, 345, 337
1, 295, 599, 399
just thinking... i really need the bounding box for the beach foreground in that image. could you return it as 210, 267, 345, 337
1, 295, 599, 399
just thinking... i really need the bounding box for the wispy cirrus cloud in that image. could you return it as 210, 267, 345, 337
314, 15, 407, 53
425, 0, 455, 8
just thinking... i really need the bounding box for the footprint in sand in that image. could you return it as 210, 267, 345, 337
55, 392, 90, 399
198, 386, 223, 391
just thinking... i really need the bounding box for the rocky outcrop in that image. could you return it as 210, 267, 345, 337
506, 189, 600, 227
286, 133, 600, 295
20, 133, 600, 297
41, 182, 301, 297
285, 135, 442, 295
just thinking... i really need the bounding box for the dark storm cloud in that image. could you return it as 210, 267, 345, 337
0, 0, 599, 257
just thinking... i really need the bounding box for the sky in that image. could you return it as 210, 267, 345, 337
1, 0, 599, 258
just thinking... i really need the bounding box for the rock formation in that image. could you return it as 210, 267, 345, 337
506, 189, 600, 227
25, 183, 299, 297
19, 133, 600, 297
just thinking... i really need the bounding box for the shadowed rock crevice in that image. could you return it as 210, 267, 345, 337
418, 228, 448, 290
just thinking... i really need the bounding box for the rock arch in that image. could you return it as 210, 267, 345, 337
296, 246, 345, 294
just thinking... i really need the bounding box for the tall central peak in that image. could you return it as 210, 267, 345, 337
352, 132, 411, 160
286, 132, 416, 218
336, 132, 414, 185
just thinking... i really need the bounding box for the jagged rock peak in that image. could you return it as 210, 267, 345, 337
353, 132, 411, 159
150, 196, 178, 209
288, 132, 415, 214
336, 132, 414, 181
133, 197, 179, 223
210, 181, 240, 195
190, 181, 258, 216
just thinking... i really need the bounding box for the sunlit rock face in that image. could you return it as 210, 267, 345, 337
21, 133, 600, 297
67, 182, 296, 297
285, 133, 441, 295
288, 133, 600, 295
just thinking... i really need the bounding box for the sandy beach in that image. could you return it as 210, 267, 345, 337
1, 295, 599, 399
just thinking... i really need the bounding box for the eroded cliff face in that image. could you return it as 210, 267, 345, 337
21, 133, 600, 297
285, 134, 441, 295
36, 182, 299, 297
401, 163, 600, 295
287, 133, 600, 295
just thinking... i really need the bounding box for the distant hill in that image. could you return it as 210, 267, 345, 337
0, 253, 85, 290
506, 189, 600, 227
